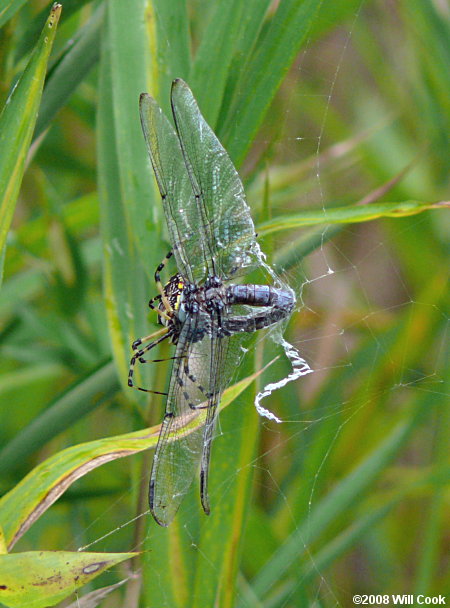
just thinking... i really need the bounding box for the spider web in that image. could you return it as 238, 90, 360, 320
48, 2, 449, 606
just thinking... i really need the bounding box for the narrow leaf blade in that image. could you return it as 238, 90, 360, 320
0, 3, 62, 281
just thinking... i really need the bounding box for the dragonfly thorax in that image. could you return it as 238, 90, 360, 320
179, 276, 228, 321
157, 273, 229, 342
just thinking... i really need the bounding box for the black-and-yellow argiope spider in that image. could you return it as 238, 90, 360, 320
127, 250, 183, 395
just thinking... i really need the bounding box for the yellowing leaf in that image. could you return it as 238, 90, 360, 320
257, 200, 449, 235
0, 550, 137, 608
0, 365, 270, 549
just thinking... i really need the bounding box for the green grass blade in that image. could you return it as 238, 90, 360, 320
413, 356, 450, 594
97, 0, 159, 395
214, 0, 271, 132
152, 0, 191, 97
0, 361, 119, 476
0, 0, 28, 29
34, 5, 103, 139
219, 0, 323, 165
257, 200, 448, 236
273, 225, 342, 270
0, 3, 61, 282
190, 0, 266, 127
15, 0, 94, 61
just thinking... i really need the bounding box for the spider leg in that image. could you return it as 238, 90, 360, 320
128, 327, 173, 393
138, 354, 183, 364
146, 250, 176, 324
129, 249, 183, 393
148, 293, 162, 311
132, 326, 168, 352
154, 250, 174, 315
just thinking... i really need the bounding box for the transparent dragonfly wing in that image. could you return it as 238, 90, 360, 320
170, 79, 261, 281
149, 314, 207, 526
149, 311, 247, 525
139, 93, 209, 282
199, 323, 241, 514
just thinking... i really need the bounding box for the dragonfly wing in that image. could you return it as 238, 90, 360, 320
199, 319, 249, 514
199, 330, 225, 515
149, 314, 207, 526
170, 79, 261, 281
149, 412, 205, 526
149, 311, 248, 525
139, 93, 209, 282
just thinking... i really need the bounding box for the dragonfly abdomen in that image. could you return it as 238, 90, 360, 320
227, 284, 294, 310
224, 284, 295, 334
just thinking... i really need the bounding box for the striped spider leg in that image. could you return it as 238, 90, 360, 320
153, 249, 175, 321
148, 255, 212, 407
128, 251, 181, 394
128, 327, 174, 394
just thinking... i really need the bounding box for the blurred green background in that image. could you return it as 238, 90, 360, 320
0, 0, 448, 607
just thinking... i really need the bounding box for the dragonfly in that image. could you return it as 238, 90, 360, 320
128, 79, 295, 526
